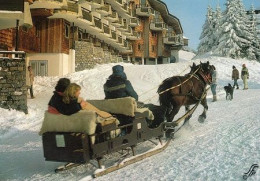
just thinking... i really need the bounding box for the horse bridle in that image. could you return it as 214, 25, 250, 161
158, 65, 212, 95
196, 66, 212, 85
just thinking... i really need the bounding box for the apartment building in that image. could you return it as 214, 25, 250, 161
0, 0, 187, 76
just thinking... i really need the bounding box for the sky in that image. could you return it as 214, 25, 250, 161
163, 0, 260, 51
0, 51, 260, 180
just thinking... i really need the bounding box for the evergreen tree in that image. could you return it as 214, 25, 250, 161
248, 5, 260, 61
236, 0, 255, 60
211, 5, 222, 50
214, 0, 250, 59
197, 6, 214, 55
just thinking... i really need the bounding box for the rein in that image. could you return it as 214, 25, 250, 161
158, 66, 201, 95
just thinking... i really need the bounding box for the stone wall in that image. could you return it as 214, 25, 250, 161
75, 41, 122, 71
0, 54, 28, 114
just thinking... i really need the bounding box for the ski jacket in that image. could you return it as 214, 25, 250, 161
211, 70, 217, 85
241, 67, 249, 79
232, 68, 239, 80
104, 76, 138, 101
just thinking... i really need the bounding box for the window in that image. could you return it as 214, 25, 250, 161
138, 44, 141, 51
78, 30, 83, 40
152, 45, 155, 52
21, 26, 29, 33
65, 24, 70, 38
152, 32, 157, 37
140, 0, 146, 5
35, 23, 40, 37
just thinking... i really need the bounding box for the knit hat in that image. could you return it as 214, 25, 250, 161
232, 65, 235, 69
112, 65, 127, 79
242, 64, 246, 67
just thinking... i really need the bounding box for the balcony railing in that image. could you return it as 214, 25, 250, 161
67, 2, 78, 13
133, 31, 141, 38
163, 34, 184, 45
100, 4, 110, 12
94, 18, 102, 29
116, 0, 123, 5
82, 10, 92, 22
86, 0, 102, 4
124, 40, 128, 48
103, 24, 110, 35
136, 5, 154, 17
30, 0, 67, 9
150, 19, 167, 31
110, 11, 118, 18
111, 31, 117, 40
129, 18, 139, 27
118, 36, 123, 44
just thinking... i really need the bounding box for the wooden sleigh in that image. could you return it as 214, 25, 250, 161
40, 97, 170, 173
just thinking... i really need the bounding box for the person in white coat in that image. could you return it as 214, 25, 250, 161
26, 66, 35, 98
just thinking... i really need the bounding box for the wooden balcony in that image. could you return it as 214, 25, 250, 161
111, 16, 123, 27
118, 35, 123, 45
117, 19, 128, 31
129, 18, 139, 27
30, 0, 67, 9
81, 9, 93, 25
106, 11, 118, 22
150, 19, 167, 31
122, 26, 133, 36
94, 18, 102, 30
111, 30, 117, 41
128, 31, 141, 40
49, 2, 82, 22
81, 0, 104, 9
106, 0, 131, 19
116, 0, 124, 6
163, 34, 184, 46
136, 5, 154, 17
102, 19, 111, 38
96, 3, 112, 16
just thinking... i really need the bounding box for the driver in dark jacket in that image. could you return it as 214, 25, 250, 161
104, 65, 138, 101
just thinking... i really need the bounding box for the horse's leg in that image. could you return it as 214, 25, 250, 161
198, 97, 208, 123
166, 106, 181, 123
184, 105, 192, 124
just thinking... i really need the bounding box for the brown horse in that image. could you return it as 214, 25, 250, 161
157, 61, 213, 124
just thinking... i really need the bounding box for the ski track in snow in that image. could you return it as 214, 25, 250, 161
0, 54, 260, 180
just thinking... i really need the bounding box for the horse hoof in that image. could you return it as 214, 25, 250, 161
198, 115, 205, 123
165, 128, 175, 139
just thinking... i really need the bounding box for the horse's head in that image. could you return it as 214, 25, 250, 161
190, 61, 213, 84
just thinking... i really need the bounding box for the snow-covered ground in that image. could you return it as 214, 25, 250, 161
0, 50, 260, 181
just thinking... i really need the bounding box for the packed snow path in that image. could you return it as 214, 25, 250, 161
0, 54, 260, 180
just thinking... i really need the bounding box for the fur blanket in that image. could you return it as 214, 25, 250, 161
39, 110, 120, 144
39, 110, 118, 134
88, 97, 154, 120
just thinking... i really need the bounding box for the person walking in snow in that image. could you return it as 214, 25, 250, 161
210, 65, 217, 102
241, 64, 249, 90
26, 66, 35, 99
104, 65, 138, 101
232, 65, 239, 89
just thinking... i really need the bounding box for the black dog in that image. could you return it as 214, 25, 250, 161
224, 83, 234, 100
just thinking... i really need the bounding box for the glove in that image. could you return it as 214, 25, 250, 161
247, 76, 249, 79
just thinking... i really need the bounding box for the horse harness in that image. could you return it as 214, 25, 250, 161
168, 66, 212, 101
